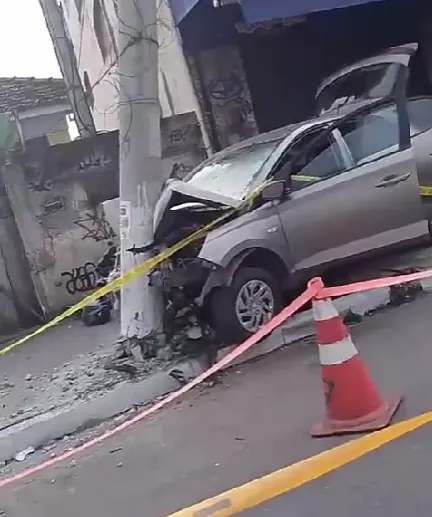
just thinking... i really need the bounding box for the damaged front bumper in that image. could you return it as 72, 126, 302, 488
148, 258, 218, 293
148, 258, 222, 346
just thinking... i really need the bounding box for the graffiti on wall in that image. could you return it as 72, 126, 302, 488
169, 162, 194, 180
74, 211, 116, 241
187, 46, 258, 148
207, 72, 253, 121
42, 196, 66, 215
77, 148, 113, 172
161, 113, 206, 160
168, 124, 197, 146
60, 262, 97, 295
19, 132, 119, 202
29, 178, 53, 192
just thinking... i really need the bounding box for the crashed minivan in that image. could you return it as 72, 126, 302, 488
138, 43, 432, 345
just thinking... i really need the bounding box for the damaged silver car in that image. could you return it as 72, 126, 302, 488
134, 43, 432, 345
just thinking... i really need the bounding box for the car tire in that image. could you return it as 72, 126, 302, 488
209, 267, 283, 345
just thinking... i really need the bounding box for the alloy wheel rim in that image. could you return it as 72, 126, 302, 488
235, 279, 275, 332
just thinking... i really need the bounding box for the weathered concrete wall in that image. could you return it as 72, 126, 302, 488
3, 109, 205, 314
0, 182, 42, 330
188, 45, 258, 149
4, 158, 116, 313
3, 131, 119, 314
20, 132, 119, 205
161, 112, 207, 181
102, 197, 119, 236
0, 115, 44, 331
0, 187, 21, 330
58, 0, 210, 154
30, 183, 116, 310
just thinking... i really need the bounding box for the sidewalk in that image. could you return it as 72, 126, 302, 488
0, 318, 119, 431
1, 293, 432, 517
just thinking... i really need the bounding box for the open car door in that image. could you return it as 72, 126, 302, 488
275, 43, 428, 273
316, 43, 418, 115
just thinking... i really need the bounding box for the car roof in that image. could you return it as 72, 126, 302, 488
206, 100, 380, 161
206, 117, 326, 158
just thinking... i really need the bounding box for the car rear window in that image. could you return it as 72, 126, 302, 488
316, 63, 399, 114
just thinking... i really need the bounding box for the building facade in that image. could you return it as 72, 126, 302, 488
174, 0, 432, 138
44, 0, 432, 154
57, 0, 207, 138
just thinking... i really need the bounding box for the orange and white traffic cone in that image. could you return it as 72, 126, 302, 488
308, 278, 402, 437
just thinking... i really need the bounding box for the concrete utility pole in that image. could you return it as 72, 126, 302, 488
118, 0, 164, 340
39, 0, 96, 138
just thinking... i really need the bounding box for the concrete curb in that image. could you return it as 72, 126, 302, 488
0, 372, 179, 464
0, 281, 426, 464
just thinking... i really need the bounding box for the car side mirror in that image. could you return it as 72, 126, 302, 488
261, 180, 287, 202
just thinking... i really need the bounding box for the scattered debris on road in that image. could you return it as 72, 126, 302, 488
0, 343, 175, 437
14, 446, 35, 462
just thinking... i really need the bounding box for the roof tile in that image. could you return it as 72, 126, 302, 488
0, 77, 69, 113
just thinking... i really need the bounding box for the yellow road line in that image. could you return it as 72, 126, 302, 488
167, 412, 432, 517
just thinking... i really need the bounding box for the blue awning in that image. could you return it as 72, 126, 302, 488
240, 0, 387, 24
170, 0, 388, 27
169, 0, 200, 24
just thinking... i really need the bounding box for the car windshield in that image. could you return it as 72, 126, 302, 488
184, 139, 283, 200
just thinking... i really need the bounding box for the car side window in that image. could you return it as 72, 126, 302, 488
290, 133, 346, 190
338, 104, 400, 166
407, 97, 432, 137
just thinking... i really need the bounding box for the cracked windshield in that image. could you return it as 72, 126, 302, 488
184, 139, 283, 200
1, 0, 432, 516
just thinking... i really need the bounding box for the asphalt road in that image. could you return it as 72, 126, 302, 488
2, 293, 432, 517
244, 424, 432, 517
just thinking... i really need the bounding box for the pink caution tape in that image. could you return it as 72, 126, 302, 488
0, 285, 317, 490
2, 266, 428, 489
319, 267, 432, 299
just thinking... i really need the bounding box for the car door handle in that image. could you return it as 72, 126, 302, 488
375, 173, 411, 188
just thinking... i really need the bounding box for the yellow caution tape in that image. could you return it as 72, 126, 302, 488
292, 175, 319, 183
0, 183, 268, 356
420, 185, 432, 197
8, 177, 431, 356
293, 180, 432, 192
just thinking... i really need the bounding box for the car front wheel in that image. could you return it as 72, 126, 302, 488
209, 267, 283, 344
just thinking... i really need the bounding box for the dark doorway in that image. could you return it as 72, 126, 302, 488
239, 0, 430, 132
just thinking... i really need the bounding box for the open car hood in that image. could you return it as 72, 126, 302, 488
316, 42, 418, 115
153, 179, 239, 244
